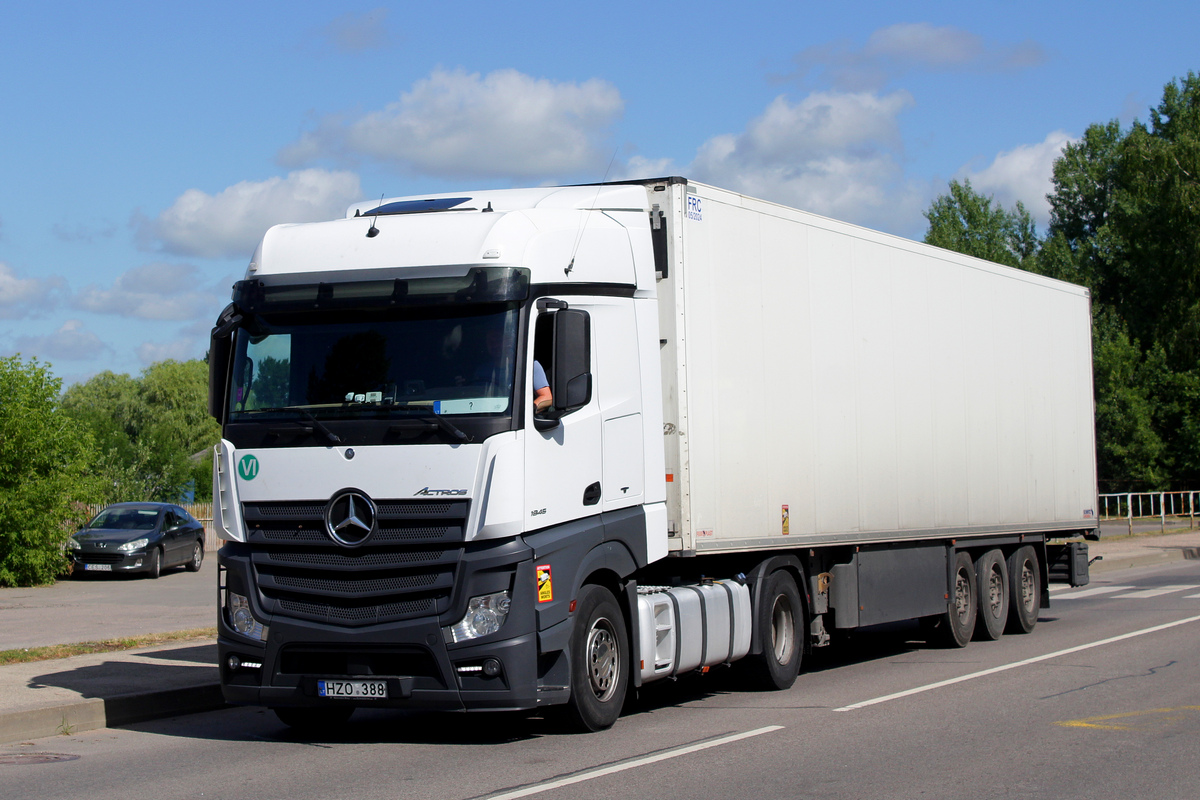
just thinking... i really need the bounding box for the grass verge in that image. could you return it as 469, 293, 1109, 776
0, 628, 217, 666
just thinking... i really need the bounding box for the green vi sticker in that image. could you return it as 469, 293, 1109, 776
238, 454, 260, 481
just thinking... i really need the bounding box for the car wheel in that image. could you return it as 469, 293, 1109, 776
146, 547, 161, 579
185, 541, 204, 572
564, 584, 628, 732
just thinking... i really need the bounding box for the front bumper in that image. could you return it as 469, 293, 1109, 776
217, 540, 546, 713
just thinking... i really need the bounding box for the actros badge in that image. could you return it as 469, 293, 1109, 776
324, 489, 378, 547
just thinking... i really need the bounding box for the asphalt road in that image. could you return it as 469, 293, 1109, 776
5, 557, 1199, 800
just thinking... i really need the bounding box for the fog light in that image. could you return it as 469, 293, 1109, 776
482, 658, 502, 677
228, 654, 241, 670
443, 591, 511, 643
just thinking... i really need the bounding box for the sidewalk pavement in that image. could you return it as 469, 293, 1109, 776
3, 529, 1199, 745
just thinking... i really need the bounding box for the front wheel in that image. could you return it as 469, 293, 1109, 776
145, 547, 161, 580
564, 584, 628, 732
185, 541, 204, 572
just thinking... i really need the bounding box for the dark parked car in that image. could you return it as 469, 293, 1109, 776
69, 502, 205, 579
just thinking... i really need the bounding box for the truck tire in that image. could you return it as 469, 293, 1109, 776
565, 584, 628, 732
1006, 546, 1041, 634
273, 706, 354, 731
973, 549, 1009, 641
748, 570, 803, 690
925, 551, 976, 648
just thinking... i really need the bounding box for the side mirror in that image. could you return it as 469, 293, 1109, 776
533, 307, 591, 432
208, 304, 240, 421
550, 308, 591, 412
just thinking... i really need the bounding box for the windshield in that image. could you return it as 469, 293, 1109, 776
228, 304, 521, 421
89, 508, 160, 531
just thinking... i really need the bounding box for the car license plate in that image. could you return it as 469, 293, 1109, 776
84, 564, 112, 572
317, 679, 387, 699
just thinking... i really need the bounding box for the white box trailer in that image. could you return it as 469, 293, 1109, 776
656, 181, 1097, 554
208, 177, 1097, 733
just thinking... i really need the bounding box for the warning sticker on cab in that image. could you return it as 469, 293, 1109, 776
536, 564, 553, 603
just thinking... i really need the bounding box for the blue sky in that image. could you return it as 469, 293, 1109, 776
2, 1, 1197, 386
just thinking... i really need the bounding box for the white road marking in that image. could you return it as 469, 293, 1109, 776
835, 613, 1200, 712
1112, 585, 1200, 599
477, 726, 784, 800
1054, 586, 1133, 600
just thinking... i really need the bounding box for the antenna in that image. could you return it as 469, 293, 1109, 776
565, 148, 621, 276
366, 193, 385, 238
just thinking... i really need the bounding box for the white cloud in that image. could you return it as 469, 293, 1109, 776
318, 8, 392, 53
278, 68, 624, 180
687, 90, 927, 232
959, 131, 1075, 225
13, 319, 109, 361
0, 262, 67, 319
74, 262, 226, 321
139, 169, 362, 259
794, 23, 1047, 91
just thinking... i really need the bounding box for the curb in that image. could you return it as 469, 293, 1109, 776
0, 684, 225, 745
1090, 548, 1200, 574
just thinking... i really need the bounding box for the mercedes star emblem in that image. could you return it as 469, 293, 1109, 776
324, 489, 378, 547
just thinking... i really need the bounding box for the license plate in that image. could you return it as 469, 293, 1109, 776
84, 564, 113, 572
317, 679, 387, 699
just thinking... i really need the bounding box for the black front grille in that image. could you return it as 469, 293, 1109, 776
243, 498, 468, 627
77, 552, 125, 564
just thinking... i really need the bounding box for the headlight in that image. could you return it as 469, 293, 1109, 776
68, 538, 82, 550
227, 592, 268, 641
443, 591, 511, 643
117, 538, 149, 552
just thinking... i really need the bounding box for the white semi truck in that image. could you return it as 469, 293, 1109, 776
209, 177, 1097, 731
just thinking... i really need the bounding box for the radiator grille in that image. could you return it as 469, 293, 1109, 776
242, 498, 467, 627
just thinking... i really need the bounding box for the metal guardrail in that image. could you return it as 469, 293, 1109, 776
1099, 491, 1200, 534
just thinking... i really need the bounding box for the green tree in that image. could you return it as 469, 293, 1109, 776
926, 73, 1200, 492
1108, 72, 1200, 367
62, 359, 220, 503
0, 356, 101, 586
923, 179, 1039, 271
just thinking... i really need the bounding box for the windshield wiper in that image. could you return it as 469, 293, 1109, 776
388, 414, 473, 443
255, 407, 342, 444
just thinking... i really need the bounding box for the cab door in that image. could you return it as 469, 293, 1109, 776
524, 300, 602, 531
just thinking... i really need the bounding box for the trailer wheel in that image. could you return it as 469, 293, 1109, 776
748, 570, 803, 690
973, 549, 1009, 641
1006, 546, 1041, 634
565, 584, 628, 732
926, 551, 976, 648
